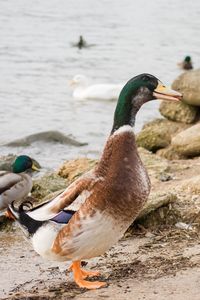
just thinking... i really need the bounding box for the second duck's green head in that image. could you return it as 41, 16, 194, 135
112, 73, 182, 133
184, 56, 191, 62
12, 155, 40, 173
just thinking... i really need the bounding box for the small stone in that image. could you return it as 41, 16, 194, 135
175, 222, 192, 230
159, 173, 173, 182
145, 232, 155, 238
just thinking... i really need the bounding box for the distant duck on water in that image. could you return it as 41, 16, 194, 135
0, 155, 39, 214
178, 56, 193, 70
7, 74, 182, 289
69, 74, 124, 101
71, 35, 95, 49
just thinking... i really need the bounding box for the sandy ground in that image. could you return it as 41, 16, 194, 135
0, 225, 199, 300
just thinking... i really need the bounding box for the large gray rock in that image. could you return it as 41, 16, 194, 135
159, 100, 198, 124
172, 69, 200, 106
3, 130, 87, 147
171, 123, 200, 157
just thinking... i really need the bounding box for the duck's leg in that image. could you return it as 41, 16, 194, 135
69, 261, 106, 289
69, 262, 100, 278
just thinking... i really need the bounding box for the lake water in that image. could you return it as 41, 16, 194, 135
0, 0, 200, 169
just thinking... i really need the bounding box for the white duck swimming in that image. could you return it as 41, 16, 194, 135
69, 74, 124, 101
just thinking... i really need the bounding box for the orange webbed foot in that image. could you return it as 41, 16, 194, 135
69, 261, 106, 289
80, 268, 100, 279
69, 263, 100, 279
75, 278, 106, 289
4, 210, 15, 220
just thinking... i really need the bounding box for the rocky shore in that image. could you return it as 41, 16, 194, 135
137, 69, 200, 160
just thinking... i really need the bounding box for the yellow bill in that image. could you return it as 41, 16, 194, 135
153, 81, 182, 101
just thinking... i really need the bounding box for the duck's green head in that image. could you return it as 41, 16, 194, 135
184, 56, 191, 62
112, 73, 182, 133
12, 155, 40, 174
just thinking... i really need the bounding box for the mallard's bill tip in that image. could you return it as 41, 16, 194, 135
32, 163, 40, 171
153, 84, 182, 101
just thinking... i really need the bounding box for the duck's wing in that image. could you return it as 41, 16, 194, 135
0, 171, 27, 210
0, 171, 22, 194
27, 171, 96, 221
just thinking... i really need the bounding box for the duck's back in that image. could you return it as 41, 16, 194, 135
83, 84, 123, 100
0, 171, 32, 210
74, 83, 123, 100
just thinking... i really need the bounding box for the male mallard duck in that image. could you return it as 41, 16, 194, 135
69, 74, 123, 101
178, 56, 193, 70
8, 74, 182, 289
0, 155, 39, 212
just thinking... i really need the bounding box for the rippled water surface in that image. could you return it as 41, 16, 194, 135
0, 0, 200, 168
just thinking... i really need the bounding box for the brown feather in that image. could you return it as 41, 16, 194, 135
50, 176, 95, 214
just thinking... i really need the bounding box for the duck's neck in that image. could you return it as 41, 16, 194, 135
111, 82, 144, 134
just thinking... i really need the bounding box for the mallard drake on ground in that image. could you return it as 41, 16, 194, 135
0, 155, 39, 213
8, 74, 182, 289
69, 74, 123, 101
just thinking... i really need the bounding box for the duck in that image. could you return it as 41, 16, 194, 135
0, 155, 39, 213
178, 56, 193, 70
69, 74, 124, 101
75, 35, 87, 49
71, 36, 95, 50
7, 74, 182, 289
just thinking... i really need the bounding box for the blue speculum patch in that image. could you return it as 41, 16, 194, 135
51, 210, 75, 224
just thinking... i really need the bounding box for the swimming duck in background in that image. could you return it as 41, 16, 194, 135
75, 35, 87, 49
69, 74, 124, 100
178, 56, 193, 70
0, 155, 39, 213
8, 74, 182, 289
71, 35, 95, 49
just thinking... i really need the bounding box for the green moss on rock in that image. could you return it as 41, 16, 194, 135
57, 158, 97, 182
32, 173, 67, 201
